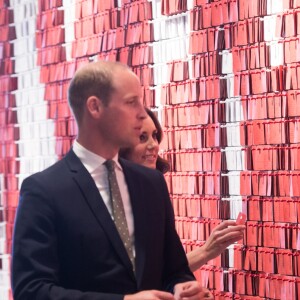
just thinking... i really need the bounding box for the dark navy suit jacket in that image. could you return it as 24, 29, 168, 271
12, 150, 194, 299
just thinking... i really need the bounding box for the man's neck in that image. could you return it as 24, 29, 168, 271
76, 137, 119, 160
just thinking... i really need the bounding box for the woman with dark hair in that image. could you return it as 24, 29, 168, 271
120, 108, 245, 272
119, 108, 170, 174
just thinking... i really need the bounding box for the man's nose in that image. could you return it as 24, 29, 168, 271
138, 103, 147, 120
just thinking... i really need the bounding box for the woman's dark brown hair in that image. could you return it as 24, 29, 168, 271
119, 107, 170, 174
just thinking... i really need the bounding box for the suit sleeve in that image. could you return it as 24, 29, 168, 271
11, 175, 124, 300
157, 172, 196, 291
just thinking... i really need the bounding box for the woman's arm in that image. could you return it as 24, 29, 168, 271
187, 220, 245, 272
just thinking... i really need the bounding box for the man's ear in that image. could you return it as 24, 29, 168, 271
86, 96, 103, 118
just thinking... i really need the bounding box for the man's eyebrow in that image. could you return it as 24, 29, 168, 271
124, 95, 139, 100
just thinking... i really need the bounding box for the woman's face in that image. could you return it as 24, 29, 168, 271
127, 116, 159, 169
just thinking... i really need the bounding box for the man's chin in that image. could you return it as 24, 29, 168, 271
122, 138, 139, 148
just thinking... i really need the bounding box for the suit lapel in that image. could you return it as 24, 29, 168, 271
120, 159, 147, 286
64, 151, 135, 280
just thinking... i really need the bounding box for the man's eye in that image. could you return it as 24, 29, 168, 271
127, 99, 136, 105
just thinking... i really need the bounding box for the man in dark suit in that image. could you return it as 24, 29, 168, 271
11, 61, 212, 299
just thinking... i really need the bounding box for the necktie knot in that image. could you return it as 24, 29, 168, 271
104, 160, 115, 172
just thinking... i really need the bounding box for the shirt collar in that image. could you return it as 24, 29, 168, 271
72, 140, 122, 173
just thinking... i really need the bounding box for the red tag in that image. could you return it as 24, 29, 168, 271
236, 212, 247, 225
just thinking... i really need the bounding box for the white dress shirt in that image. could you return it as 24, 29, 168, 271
72, 141, 135, 254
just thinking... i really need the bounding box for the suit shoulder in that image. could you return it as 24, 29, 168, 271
119, 158, 163, 178
22, 155, 71, 188
34, 157, 66, 177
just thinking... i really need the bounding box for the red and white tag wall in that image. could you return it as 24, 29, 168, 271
1, 0, 300, 299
